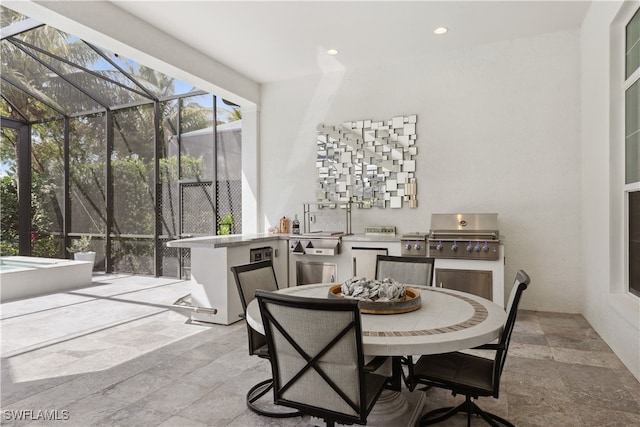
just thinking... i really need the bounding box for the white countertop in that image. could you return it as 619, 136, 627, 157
342, 234, 400, 242
165, 233, 285, 249
166, 233, 402, 249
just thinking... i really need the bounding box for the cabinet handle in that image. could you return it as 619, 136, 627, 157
352, 257, 357, 276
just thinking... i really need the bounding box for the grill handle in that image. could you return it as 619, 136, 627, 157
430, 231, 497, 239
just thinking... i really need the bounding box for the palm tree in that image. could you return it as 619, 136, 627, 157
1, 6, 213, 264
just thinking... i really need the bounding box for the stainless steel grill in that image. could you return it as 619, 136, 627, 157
428, 213, 500, 261
400, 232, 428, 257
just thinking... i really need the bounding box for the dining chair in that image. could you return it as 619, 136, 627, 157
410, 269, 531, 427
375, 254, 435, 390
375, 255, 435, 286
255, 290, 390, 426
230, 260, 302, 418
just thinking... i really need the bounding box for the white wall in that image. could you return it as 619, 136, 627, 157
261, 29, 582, 313
580, 0, 640, 381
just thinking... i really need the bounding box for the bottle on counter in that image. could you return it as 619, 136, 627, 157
292, 214, 300, 234
279, 216, 289, 234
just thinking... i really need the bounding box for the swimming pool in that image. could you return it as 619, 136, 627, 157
0, 257, 61, 271
0, 256, 94, 302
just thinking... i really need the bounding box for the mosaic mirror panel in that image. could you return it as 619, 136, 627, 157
316, 115, 418, 208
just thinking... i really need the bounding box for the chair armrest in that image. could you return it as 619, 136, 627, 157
364, 356, 389, 373
472, 343, 504, 351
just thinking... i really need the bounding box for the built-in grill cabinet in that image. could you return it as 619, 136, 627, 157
428, 213, 505, 307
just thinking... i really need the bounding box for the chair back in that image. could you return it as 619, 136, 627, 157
256, 290, 377, 425
492, 269, 530, 394
231, 260, 279, 356
375, 255, 435, 286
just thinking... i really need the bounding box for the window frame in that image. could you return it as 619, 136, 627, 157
624, 7, 640, 298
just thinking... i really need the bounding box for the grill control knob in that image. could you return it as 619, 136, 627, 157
415, 242, 422, 250
482, 242, 490, 253
435, 241, 443, 251
466, 242, 474, 252
451, 242, 458, 252
405, 242, 412, 250
474, 243, 481, 252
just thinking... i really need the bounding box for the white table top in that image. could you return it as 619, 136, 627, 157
246, 284, 507, 357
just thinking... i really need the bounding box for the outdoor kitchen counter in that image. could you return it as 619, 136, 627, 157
165, 233, 289, 325
165, 233, 287, 249
166, 233, 402, 250
342, 234, 401, 242
166, 235, 403, 320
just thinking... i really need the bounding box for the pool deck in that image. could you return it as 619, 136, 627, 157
1, 274, 193, 357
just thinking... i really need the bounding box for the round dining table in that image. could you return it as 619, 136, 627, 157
245, 283, 507, 357
245, 283, 507, 426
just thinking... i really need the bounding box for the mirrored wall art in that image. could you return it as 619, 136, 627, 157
316, 115, 418, 208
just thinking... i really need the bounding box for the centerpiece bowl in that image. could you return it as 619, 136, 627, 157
328, 284, 421, 314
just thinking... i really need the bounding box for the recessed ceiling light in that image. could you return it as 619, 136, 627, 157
327, 49, 339, 56
434, 27, 448, 35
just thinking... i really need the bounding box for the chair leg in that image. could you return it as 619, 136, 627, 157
474, 403, 514, 427
247, 378, 272, 404
418, 395, 514, 427
418, 400, 466, 426
246, 378, 303, 418
402, 356, 433, 392
400, 356, 415, 391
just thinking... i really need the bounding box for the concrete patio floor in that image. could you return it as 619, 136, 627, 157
1, 274, 639, 426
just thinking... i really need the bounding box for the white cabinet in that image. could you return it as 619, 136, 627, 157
350, 247, 389, 279
342, 239, 401, 281
168, 235, 288, 325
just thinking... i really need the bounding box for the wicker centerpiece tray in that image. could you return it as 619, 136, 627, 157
328, 284, 422, 314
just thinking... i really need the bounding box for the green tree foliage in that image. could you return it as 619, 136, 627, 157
30, 172, 59, 257
0, 173, 58, 257
0, 176, 19, 255
217, 105, 242, 124
0, 7, 215, 270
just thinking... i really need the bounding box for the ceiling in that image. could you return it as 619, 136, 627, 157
110, 1, 591, 84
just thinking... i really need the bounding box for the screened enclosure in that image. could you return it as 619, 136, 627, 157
0, 6, 242, 278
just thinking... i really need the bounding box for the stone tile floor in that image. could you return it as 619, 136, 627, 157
1, 274, 639, 426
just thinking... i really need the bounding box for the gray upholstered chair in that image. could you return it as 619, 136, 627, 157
375, 254, 435, 390
410, 270, 531, 427
375, 255, 435, 286
255, 290, 390, 427
230, 260, 301, 418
